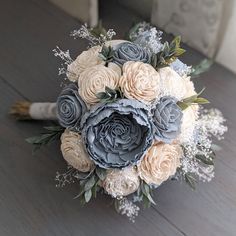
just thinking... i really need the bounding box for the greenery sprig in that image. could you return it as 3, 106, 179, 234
189, 59, 213, 79
26, 126, 65, 153
96, 86, 123, 103
98, 45, 115, 65
136, 181, 156, 208
177, 88, 210, 110
151, 36, 186, 69
74, 167, 106, 204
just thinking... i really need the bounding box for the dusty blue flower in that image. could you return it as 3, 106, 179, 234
153, 96, 183, 143
56, 83, 87, 131
112, 42, 151, 66
81, 99, 154, 169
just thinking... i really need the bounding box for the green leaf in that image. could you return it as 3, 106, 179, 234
141, 182, 156, 205
84, 175, 96, 191
185, 173, 196, 190
182, 94, 198, 104
43, 126, 64, 132
190, 59, 214, 78
26, 125, 64, 152
84, 189, 92, 203
195, 154, 214, 165
173, 36, 181, 47
194, 97, 210, 104
96, 167, 106, 181
96, 92, 106, 100
177, 101, 190, 110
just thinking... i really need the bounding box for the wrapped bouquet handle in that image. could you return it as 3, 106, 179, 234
10, 101, 57, 120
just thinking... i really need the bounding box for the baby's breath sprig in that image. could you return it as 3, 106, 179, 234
70, 23, 116, 47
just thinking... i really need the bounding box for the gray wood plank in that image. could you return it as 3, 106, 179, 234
0, 0, 87, 101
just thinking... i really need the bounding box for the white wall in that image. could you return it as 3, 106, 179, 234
49, 0, 98, 26
216, 0, 236, 73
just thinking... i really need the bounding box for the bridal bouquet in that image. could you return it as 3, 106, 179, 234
11, 22, 227, 221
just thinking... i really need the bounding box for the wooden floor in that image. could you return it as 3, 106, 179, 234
0, 0, 236, 235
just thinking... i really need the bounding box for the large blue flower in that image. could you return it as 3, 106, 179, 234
153, 96, 183, 143
81, 99, 154, 169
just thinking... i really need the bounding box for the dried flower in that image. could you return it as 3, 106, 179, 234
60, 130, 94, 172
138, 142, 182, 185
103, 167, 140, 197
67, 46, 105, 82
81, 99, 154, 169
120, 61, 160, 103
78, 63, 121, 105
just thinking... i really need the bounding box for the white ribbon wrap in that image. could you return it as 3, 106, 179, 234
29, 102, 57, 120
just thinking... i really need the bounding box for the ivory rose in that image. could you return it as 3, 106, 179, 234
60, 129, 94, 172
78, 63, 121, 105
119, 61, 160, 103
177, 104, 199, 143
158, 67, 187, 101
183, 76, 197, 98
138, 142, 182, 185
102, 167, 140, 197
67, 46, 105, 82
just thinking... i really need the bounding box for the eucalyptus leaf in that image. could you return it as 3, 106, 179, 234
195, 154, 214, 165
96, 167, 106, 181
194, 97, 210, 104
84, 175, 96, 191
177, 101, 189, 110
185, 173, 196, 190
190, 59, 214, 78
84, 189, 92, 203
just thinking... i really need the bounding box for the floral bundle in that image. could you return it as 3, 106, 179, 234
11, 22, 227, 221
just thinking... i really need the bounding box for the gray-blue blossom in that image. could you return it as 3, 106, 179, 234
153, 96, 183, 143
112, 42, 151, 66
81, 99, 154, 169
56, 83, 87, 131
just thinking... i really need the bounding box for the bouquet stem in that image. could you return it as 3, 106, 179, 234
10, 101, 57, 120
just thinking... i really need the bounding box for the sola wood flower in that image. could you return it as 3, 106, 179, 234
56, 83, 87, 131
67, 46, 105, 82
158, 67, 187, 101
60, 129, 94, 172
153, 96, 183, 143
81, 99, 154, 169
103, 167, 140, 197
120, 61, 160, 103
78, 63, 121, 105
138, 142, 182, 186
177, 104, 199, 143
112, 42, 151, 66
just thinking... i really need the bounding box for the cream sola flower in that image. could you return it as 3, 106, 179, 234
137, 142, 183, 186
78, 63, 121, 105
66, 40, 126, 82
67, 46, 105, 82
60, 129, 94, 172
102, 167, 140, 197
119, 61, 161, 103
